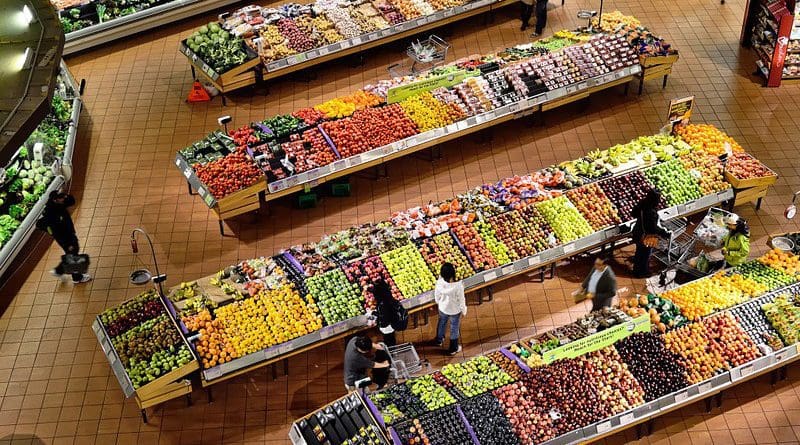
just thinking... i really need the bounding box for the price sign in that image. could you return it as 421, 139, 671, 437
416, 17, 427, 26
501, 265, 514, 275
175, 157, 182, 167
508, 103, 520, 113
674, 391, 688, 403
333, 159, 348, 171
483, 271, 497, 282
348, 155, 363, 167
319, 46, 330, 55
352, 37, 363, 45
183, 167, 193, 179
563, 244, 575, 254
528, 256, 540, 266
619, 412, 635, 425
731, 364, 755, 381
205, 367, 222, 380
307, 50, 319, 59
698, 381, 713, 393
595, 421, 612, 434
340, 40, 351, 49
197, 187, 206, 197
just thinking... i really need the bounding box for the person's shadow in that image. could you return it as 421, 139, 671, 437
0, 434, 47, 445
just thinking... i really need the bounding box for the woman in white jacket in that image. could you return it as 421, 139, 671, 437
432, 263, 466, 355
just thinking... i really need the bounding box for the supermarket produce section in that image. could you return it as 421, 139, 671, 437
94, 110, 785, 423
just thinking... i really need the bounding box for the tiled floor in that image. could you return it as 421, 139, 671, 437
1, 0, 800, 443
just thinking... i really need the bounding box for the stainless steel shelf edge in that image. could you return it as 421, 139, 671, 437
92, 318, 137, 397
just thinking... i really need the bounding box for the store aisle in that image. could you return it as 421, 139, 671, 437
0, 0, 799, 443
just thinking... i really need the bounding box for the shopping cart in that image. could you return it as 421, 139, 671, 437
652, 207, 735, 287
388, 35, 450, 77
381, 342, 430, 382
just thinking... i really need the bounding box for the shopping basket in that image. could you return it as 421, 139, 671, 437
381, 342, 429, 382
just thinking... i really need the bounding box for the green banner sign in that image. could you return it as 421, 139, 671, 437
541, 314, 651, 364
386, 69, 476, 104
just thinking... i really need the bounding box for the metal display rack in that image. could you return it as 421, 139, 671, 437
0, 61, 82, 278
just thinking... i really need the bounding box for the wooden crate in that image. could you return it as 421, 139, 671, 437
733, 184, 769, 207
181, 40, 260, 93
134, 360, 199, 402
639, 53, 680, 67
724, 170, 778, 189
213, 181, 265, 220
135, 379, 193, 410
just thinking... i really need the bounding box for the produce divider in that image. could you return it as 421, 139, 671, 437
181, 0, 516, 94
59, 0, 245, 54
288, 278, 800, 445
0, 61, 82, 278
179, 17, 680, 232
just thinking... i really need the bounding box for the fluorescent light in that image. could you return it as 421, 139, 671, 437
22, 5, 33, 24
15, 48, 32, 71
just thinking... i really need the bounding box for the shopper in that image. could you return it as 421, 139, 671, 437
37, 190, 92, 284
631, 190, 671, 278
519, 0, 534, 31
578, 256, 618, 311
721, 214, 750, 267
431, 262, 466, 356
373, 280, 407, 347
343, 335, 390, 391
531, 0, 548, 37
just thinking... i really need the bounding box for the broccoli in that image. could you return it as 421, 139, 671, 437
8, 204, 26, 220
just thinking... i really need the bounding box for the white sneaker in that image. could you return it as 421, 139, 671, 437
73, 274, 93, 284
51, 269, 68, 283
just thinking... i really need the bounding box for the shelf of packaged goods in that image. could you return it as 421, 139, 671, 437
262, 65, 643, 202
194, 187, 734, 387
260, 0, 515, 82
0, 62, 82, 278
63, 0, 245, 55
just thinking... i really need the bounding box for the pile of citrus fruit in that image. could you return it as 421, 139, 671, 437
675, 124, 743, 156
758, 248, 800, 276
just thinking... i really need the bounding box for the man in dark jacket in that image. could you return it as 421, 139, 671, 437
631, 190, 671, 278
531, 0, 548, 36
580, 257, 617, 311
37, 191, 91, 283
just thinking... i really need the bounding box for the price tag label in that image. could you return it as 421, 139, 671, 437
416, 17, 427, 26
732, 364, 755, 381
508, 103, 520, 113
333, 159, 347, 171
205, 367, 222, 380
286, 176, 300, 188
319, 46, 330, 55
698, 381, 713, 393
352, 37, 363, 45
348, 155, 363, 166
108, 353, 117, 365
457, 120, 469, 130
340, 40, 351, 49
483, 271, 497, 282
92, 323, 101, 334
528, 255, 540, 266
175, 157, 182, 167
674, 391, 688, 403
183, 167, 193, 179
619, 413, 635, 425
596, 421, 612, 434
563, 244, 575, 254
197, 187, 206, 197
501, 265, 514, 275
685, 201, 696, 212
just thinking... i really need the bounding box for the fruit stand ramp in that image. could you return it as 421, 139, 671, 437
637, 53, 679, 94
175, 152, 266, 235
92, 296, 200, 423
184, 188, 734, 391
724, 154, 778, 210
247, 66, 647, 219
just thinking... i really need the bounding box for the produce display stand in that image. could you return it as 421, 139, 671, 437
92, 294, 200, 423
178, 0, 516, 94
289, 392, 391, 445
182, 64, 645, 234
0, 61, 82, 278
289, 280, 800, 445
62, 0, 245, 55
637, 53, 679, 94
186, 187, 734, 389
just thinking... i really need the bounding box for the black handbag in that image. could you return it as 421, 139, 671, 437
60, 253, 90, 275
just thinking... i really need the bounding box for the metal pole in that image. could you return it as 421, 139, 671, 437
131, 228, 164, 296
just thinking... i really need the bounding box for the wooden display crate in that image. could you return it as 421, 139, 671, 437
733, 184, 769, 207
638, 52, 679, 94
724, 170, 778, 189
180, 40, 260, 100
211, 181, 265, 235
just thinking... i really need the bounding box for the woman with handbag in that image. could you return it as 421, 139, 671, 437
631, 190, 671, 278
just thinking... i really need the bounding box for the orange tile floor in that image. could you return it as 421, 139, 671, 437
1, 0, 800, 443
